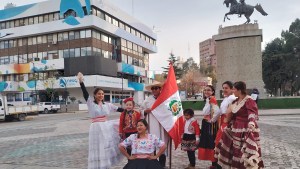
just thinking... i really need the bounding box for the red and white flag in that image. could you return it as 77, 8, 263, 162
151, 64, 184, 149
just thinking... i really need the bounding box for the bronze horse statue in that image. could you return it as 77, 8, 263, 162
223, 0, 268, 24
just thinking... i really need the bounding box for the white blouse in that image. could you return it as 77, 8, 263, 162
220, 95, 236, 115
86, 96, 118, 118
120, 133, 165, 154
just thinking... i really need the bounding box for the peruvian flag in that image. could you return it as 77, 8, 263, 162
151, 64, 184, 149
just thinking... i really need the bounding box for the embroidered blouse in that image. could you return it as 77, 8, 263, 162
80, 82, 123, 118
120, 133, 165, 154
119, 110, 141, 134
181, 117, 200, 136
200, 96, 220, 122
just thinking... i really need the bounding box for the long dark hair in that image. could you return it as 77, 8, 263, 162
233, 81, 247, 95
137, 119, 148, 138
222, 81, 233, 89
93, 87, 105, 104
203, 85, 215, 100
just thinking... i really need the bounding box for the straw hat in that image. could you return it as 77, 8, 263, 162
145, 81, 163, 91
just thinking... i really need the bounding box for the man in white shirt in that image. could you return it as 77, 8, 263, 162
141, 81, 169, 168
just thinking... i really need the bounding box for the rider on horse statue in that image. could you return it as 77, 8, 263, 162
238, 0, 246, 17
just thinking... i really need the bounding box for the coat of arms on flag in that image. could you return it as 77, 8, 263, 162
151, 63, 184, 149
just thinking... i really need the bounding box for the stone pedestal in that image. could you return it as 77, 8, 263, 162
213, 24, 265, 98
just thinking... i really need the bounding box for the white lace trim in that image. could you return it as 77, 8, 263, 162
248, 114, 256, 120
232, 127, 260, 133
232, 95, 252, 113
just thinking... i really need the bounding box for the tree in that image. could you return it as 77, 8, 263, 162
182, 57, 199, 75
263, 18, 300, 96
199, 60, 217, 87
178, 69, 204, 97
162, 52, 183, 79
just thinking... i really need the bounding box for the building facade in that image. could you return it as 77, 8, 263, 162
199, 38, 216, 67
0, 0, 157, 106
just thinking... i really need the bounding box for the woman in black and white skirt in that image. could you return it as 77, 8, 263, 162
78, 72, 124, 169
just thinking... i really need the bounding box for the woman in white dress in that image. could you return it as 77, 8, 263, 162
77, 72, 124, 169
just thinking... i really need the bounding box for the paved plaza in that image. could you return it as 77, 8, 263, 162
0, 110, 299, 169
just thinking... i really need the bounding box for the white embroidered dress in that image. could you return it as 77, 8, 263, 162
86, 96, 123, 169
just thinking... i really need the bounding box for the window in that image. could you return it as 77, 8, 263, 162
18, 39, 23, 47
47, 34, 53, 42
23, 93, 31, 101
15, 20, 20, 27
39, 15, 44, 23
128, 56, 132, 64
105, 14, 111, 23
102, 50, 108, 58
86, 29, 91, 38
81, 47, 87, 56
119, 22, 125, 30
80, 30, 86, 38
63, 49, 69, 58
58, 33, 63, 41
32, 37, 37, 45
23, 38, 27, 46
49, 13, 54, 21
0, 41, 4, 49
24, 18, 28, 25
69, 48, 75, 57
101, 34, 108, 43
34, 16, 39, 24
15, 93, 22, 101
42, 35, 47, 43
44, 14, 49, 22
75, 31, 80, 39
28, 53, 33, 62
75, 48, 80, 57
54, 13, 59, 21
7, 93, 14, 102
86, 47, 92, 56
37, 36, 42, 44
63, 32, 69, 40
69, 31, 75, 40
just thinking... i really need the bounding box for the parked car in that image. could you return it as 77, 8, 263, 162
38, 102, 61, 114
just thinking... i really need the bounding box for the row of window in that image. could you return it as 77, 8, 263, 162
91, 6, 156, 46
0, 6, 156, 46
0, 12, 61, 30
7, 92, 32, 102
0, 71, 60, 82
0, 46, 145, 67
0, 29, 110, 49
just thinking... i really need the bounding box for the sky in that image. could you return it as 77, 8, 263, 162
1, 0, 300, 72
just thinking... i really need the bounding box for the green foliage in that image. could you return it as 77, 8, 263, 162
263, 18, 300, 96
182, 57, 199, 74
162, 53, 183, 79
69, 96, 76, 103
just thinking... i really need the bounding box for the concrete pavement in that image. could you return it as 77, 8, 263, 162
0, 110, 300, 169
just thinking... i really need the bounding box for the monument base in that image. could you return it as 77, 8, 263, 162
213, 24, 265, 99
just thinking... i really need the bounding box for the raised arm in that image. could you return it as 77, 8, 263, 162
78, 72, 89, 101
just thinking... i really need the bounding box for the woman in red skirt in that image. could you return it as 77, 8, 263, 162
198, 85, 220, 169
214, 81, 236, 146
215, 81, 264, 169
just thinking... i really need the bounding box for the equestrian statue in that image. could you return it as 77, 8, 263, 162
223, 0, 268, 24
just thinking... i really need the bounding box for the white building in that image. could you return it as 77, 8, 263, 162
0, 0, 157, 107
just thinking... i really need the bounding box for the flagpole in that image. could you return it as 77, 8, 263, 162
169, 138, 172, 169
